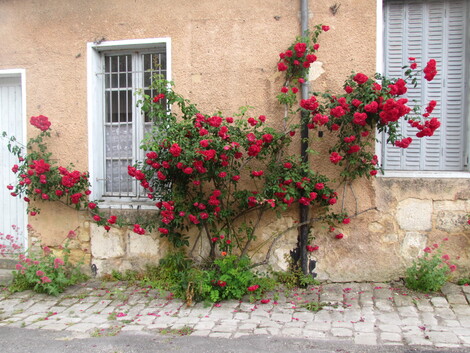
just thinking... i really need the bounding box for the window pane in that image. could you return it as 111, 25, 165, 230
105, 90, 132, 123
144, 53, 166, 86
105, 159, 134, 194
105, 55, 132, 89
105, 123, 133, 158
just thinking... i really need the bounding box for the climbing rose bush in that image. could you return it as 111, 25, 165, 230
3, 24, 440, 266
129, 73, 340, 253
3, 116, 92, 216
278, 54, 440, 181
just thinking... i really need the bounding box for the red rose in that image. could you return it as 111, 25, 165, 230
335, 233, 344, 239
364, 101, 378, 113
353, 73, 369, 85
169, 143, 182, 157
330, 106, 346, 118
352, 99, 362, 107
423, 59, 437, 81
247, 117, 258, 126
133, 224, 145, 235
306, 245, 319, 252
347, 145, 361, 154
189, 214, 200, 224
262, 134, 273, 143
199, 140, 210, 148
153, 93, 165, 102
278, 62, 288, 71
321, 25, 330, 32
30, 115, 51, 131
352, 112, 367, 126
157, 171, 166, 181
248, 145, 261, 157
329, 152, 343, 164
331, 124, 340, 131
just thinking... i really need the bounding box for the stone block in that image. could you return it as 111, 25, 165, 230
381, 332, 402, 342
401, 232, 427, 260
441, 282, 463, 295
128, 232, 161, 258
378, 324, 401, 333
447, 294, 468, 305
430, 297, 449, 308
434, 200, 467, 211
396, 198, 432, 231
354, 332, 377, 345
436, 211, 467, 233
90, 224, 125, 259
426, 331, 460, 344
331, 327, 353, 337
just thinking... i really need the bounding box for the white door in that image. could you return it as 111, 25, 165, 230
0, 73, 27, 256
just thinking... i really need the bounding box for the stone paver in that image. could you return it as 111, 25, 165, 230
0, 280, 470, 349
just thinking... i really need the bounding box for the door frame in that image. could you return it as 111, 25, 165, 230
0, 69, 28, 251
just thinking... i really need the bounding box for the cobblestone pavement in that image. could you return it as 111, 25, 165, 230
0, 280, 469, 350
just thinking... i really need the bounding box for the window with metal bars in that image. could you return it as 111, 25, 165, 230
101, 50, 166, 199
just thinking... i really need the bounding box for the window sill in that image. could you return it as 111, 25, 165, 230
95, 198, 157, 210
378, 171, 470, 179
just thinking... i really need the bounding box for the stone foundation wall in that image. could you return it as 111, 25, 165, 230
86, 177, 470, 282
311, 178, 470, 282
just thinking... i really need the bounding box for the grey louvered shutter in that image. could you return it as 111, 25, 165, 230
383, 0, 467, 171
443, 1, 466, 169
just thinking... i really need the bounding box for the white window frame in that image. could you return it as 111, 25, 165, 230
375, 0, 470, 179
87, 38, 171, 207
0, 69, 28, 250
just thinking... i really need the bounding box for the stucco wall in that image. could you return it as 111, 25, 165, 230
1, 0, 469, 281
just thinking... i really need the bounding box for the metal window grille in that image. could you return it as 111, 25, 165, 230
101, 51, 166, 199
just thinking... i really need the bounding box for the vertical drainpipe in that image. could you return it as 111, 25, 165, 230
298, 0, 311, 276
290, 0, 315, 278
